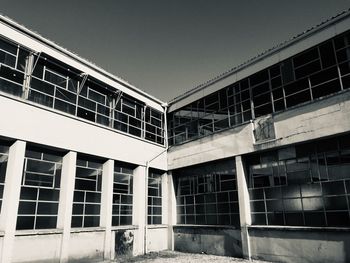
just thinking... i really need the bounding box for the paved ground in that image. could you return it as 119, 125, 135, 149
112, 251, 270, 263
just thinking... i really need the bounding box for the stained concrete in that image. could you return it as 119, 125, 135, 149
249, 227, 350, 263
173, 226, 242, 257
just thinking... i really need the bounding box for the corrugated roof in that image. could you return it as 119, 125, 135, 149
168, 8, 350, 104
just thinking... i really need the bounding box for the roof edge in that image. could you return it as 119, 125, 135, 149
168, 8, 350, 105
0, 14, 165, 106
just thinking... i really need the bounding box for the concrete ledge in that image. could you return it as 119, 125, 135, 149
249, 225, 350, 232
15, 229, 63, 236
174, 224, 239, 230
111, 225, 138, 231
70, 227, 106, 233
147, 224, 168, 229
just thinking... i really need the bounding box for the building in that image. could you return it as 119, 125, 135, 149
0, 8, 350, 263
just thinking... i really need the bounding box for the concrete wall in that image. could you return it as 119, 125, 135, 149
168, 123, 254, 170
173, 226, 242, 257
249, 227, 350, 263
168, 91, 350, 170
0, 95, 167, 170
12, 233, 62, 263
147, 226, 169, 252
68, 231, 105, 262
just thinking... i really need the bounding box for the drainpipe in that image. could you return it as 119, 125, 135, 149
144, 102, 168, 254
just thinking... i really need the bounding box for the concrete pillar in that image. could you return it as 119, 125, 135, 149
0, 140, 26, 263
166, 171, 176, 250
100, 159, 114, 260
161, 172, 168, 225
235, 155, 251, 259
57, 151, 77, 263
132, 166, 147, 256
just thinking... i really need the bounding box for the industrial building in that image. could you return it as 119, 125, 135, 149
0, 8, 350, 263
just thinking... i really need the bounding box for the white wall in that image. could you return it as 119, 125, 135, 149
0, 95, 167, 170
68, 231, 104, 261
12, 234, 62, 263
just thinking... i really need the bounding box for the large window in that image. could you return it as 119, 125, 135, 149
16, 147, 63, 230
0, 141, 10, 213
0, 37, 29, 97
0, 36, 165, 146
148, 170, 163, 224
173, 159, 240, 227
169, 30, 350, 145
246, 133, 350, 227
112, 162, 134, 226
71, 156, 103, 228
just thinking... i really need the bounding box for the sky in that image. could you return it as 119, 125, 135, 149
1, 1, 350, 102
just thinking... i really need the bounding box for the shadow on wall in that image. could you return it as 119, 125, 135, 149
249, 228, 350, 263
174, 226, 242, 257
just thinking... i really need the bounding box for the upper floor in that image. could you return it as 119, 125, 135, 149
167, 9, 350, 147
0, 15, 166, 147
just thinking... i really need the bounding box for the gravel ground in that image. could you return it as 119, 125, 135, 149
112, 250, 270, 263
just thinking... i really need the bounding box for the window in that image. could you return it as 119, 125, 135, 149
71, 156, 103, 228
148, 170, 163, 224
16, 147, 63, 230
0, 37, 28, 97
173, 159, 240, 227
169, 29, 350, 146
0, 35, 165, 146
246, 133, 350, 227
112, 162, 134, 226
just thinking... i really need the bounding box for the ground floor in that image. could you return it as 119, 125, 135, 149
0, 132, 350, 262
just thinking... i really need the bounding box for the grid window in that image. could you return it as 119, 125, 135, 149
71, 156, 103, 228
246, 133, 350, 227
112, 163, 134, 226
0, 37, 29, 98
0, 35, 165, 146
0, 141, 10, 213
16, 147, 63, 230
169, 29, 350, 146
173, 160, 240, 227
148, 170, 163, 224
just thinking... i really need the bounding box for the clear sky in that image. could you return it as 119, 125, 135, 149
1, 0, 349, 102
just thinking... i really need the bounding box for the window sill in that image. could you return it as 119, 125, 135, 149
15, 229, 63, 236
174, 224, 239, 230
248, 225, 350, 232
147, 224, 168, 229
70, 227, 106, 233
111, 225, 138, 231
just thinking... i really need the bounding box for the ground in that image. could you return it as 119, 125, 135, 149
112, 251, 270, 263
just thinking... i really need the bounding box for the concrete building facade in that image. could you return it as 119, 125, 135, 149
0, 9, 350, 263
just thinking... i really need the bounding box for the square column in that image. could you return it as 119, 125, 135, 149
57, 151, 77, 263
166, 171, 176, 250
100, 159, 114, 260
235, 155, 251, 259
0, 140, 26, 263
161, 172, 168, 225
132, 166, 147, 255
